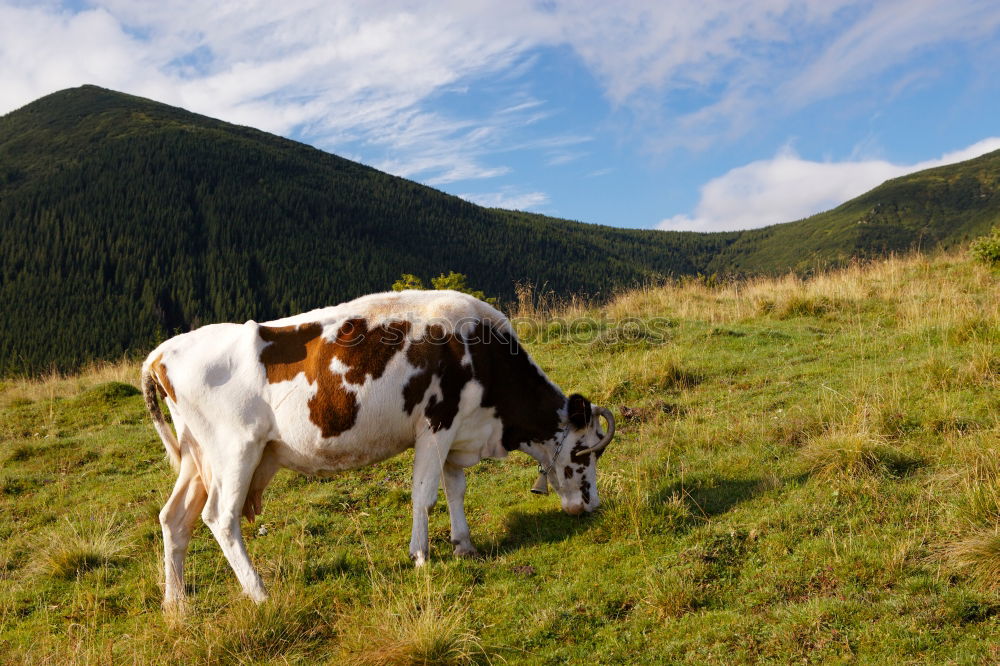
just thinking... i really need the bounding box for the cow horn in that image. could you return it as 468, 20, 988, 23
530, 472, 549, 495
578, 407, 615, 456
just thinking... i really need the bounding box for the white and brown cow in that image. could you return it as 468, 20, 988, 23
142, 289, 614, 607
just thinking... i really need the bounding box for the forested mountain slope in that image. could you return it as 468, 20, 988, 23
1, 85, 998, 374
0, 86, 733, 374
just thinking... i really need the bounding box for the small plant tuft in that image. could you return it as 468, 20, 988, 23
7, 444, 35, 462
946, 530, 1000, 590
76, 381, 141, 406
777, 295, 834, 319
800, 432, 921, 478
35, 514, 130, 579
339, 578, 489, 665
173, 589, 332, 663
644, 568, 702, 619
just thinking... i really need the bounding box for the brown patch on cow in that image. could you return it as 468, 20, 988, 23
149, 353, 177, 402
259, 322, 323, 382
564, 466, 574, 480
341, 319, 412, 384
403, 325, 473, 432
259, 318, 411, 438
580, 477, 592, 505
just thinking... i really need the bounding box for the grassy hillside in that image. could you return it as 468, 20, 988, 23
1, 251, 997, 663
707, 150, 1000, 275
0, 85, 734, 376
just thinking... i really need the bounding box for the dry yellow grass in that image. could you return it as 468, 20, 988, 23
0, 357, 140, 407
601, 252, 998, 333
33, 513, 132, 580
336, 572, 490, 666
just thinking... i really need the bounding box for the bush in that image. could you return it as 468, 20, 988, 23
970, 226, 1000, 266
391, 271, 497, 305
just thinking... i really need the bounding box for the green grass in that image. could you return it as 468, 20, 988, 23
1, 251, 998, 663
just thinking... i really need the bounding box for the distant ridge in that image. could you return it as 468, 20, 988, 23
705, 148, 1000, 274
1, 85, 997, 374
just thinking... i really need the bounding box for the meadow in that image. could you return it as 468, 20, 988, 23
0, 251, 997, 663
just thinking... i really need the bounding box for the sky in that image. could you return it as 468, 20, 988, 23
2, 1, 999, 232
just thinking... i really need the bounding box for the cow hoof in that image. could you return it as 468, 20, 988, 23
411, 552, 427, 567
453, 543, 479, 558
162, 597, 189, 618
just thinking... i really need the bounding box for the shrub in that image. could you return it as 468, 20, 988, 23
391, 271, 497, 305
391, 273, 425, 291
970, 226, 1000, 266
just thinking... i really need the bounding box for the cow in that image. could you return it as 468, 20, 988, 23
142, 289, 615, 607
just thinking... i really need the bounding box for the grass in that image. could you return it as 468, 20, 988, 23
1, 250, 998, 662
34, 514, 131, 580
337, 572, 490, 665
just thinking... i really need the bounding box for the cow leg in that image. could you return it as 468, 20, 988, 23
160, 454, 207, 608
442, 460, 477, 557
201, 442, 268, 602
409, 429, 455, 566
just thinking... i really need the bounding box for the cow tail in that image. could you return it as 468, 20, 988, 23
142, 362, 181, 471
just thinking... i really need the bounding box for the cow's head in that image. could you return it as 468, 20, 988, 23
528, 394, 615, 515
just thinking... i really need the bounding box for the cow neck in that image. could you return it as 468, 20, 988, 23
467, 321, 565, 451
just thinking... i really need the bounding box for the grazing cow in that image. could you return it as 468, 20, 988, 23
142, 290, 615, 606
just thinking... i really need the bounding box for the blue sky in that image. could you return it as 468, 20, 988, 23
2, 1, 999, 232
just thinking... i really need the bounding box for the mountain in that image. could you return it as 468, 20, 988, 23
0, 86, 734, 374
705, 150, 1000, 274
1, 85, 998, 374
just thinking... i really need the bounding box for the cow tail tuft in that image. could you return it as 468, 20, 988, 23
142, 362, 181, 471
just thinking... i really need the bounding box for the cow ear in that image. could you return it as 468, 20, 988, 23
567, 393, 592, 430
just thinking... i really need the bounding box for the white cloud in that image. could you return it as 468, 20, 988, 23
458, 188, 549, 211
0, 1, 543, 184
0, 5, 165, 108
2, 0, 999, 189
658, 137, 1000, 232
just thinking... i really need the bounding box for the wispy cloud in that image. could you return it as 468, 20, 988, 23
458, 187, 549, 211
782, 0, 1000, 109
658, 138, 1000, 232
546, 151, 586, 166
0, 1, 545, 185
2, 0, 999, 192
